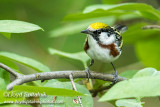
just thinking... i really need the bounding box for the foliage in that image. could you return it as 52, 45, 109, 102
115, 99, 144, 107
13, 85, 84, 97
0, 52, 50, 73
40, 79, 93, 107
0, 68, 10, 86
99, 68, 160, 102
0, 20, 42, 39
48, 48, 90, 68
63, 3, 160, 21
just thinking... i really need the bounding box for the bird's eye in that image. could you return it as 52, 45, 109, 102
93, 31, 97, 34
97, 30, 101, 34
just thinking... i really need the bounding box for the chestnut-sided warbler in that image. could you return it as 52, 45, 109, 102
81, 22, 128, 82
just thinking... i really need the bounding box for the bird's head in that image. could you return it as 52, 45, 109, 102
81, 22, 110, 35
81, 22, 127, 44
81, 22, 113, 42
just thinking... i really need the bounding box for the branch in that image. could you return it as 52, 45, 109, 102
7, 71, 126, 90
142, 25, 160, 30
0, 63, 126, 91
0, 63, 22, 77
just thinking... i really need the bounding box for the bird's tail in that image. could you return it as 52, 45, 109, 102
114, 25, 128, 34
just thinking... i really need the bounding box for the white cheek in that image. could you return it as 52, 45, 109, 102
99, 33, 115, 45
99, 32, 109, 40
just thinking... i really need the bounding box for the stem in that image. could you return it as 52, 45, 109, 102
142, 25, 160, 30
69, 74, 83, 107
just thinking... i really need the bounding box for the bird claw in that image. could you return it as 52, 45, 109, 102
85, 67, 92, 81
112, 71, 118, 84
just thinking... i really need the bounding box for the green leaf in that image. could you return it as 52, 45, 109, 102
120, 70, 138, 79
0, 20, 43, 33
48, 48, 90, 68
41, 79, 93, 107
83, 3, 160, 20
0, 68, 9, 79
50, 22, 86, 38
115, 99, 144, 107
102, 0, 124, 4
64, 10, 133, 21
118, 13, 141, 21
133, 68, 160, 78
50, 16, 116, 37
0, 104, 32, 107
0, 32, 11, 39
135, 37, 160, 69
99, 76, 160, 102
13, 85, 84, 97
0, 52, 50, 72
0, 68, 10, 88
0, 78, 6, 90
64, 3, 160, 21
83, 3, 153, 13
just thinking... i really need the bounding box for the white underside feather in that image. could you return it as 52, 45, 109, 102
86, 35, 121, 63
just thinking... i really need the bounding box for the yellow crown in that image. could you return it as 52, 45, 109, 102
89, 22, 108, 30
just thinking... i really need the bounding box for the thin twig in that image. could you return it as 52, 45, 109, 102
69, 74, 83, 107
0, 63, 22, 78
142, 25, 160, 30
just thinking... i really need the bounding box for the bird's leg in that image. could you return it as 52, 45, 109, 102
111, 62, 118, 84
85, 59, 94, 81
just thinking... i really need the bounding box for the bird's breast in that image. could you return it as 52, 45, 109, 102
84, 36, 121, 62
98, 42, 120, 57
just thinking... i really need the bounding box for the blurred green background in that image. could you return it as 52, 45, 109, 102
0, 0, 103, 71
1, 0, 160, 107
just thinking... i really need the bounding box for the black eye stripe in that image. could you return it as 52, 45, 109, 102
97, 30, 101, 34
91, 27, 115, 42
93, 31, 97, 34
93, 30, 100, 34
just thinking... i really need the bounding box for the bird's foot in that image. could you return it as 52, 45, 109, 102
112, 71, 118, 84
85, 67, 92, 81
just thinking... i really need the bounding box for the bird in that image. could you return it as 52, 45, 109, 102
81, 22, 128, 83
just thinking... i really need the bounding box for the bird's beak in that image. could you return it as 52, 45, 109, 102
81, 29, 92, 34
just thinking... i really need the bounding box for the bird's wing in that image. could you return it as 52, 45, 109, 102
113, 25, 128, 34
115, 33, 123, 49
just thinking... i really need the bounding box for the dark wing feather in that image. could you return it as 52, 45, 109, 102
115, 33, 123, 49
114, 25, 128, 34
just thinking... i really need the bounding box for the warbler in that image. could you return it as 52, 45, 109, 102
81, 22, 128, 82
